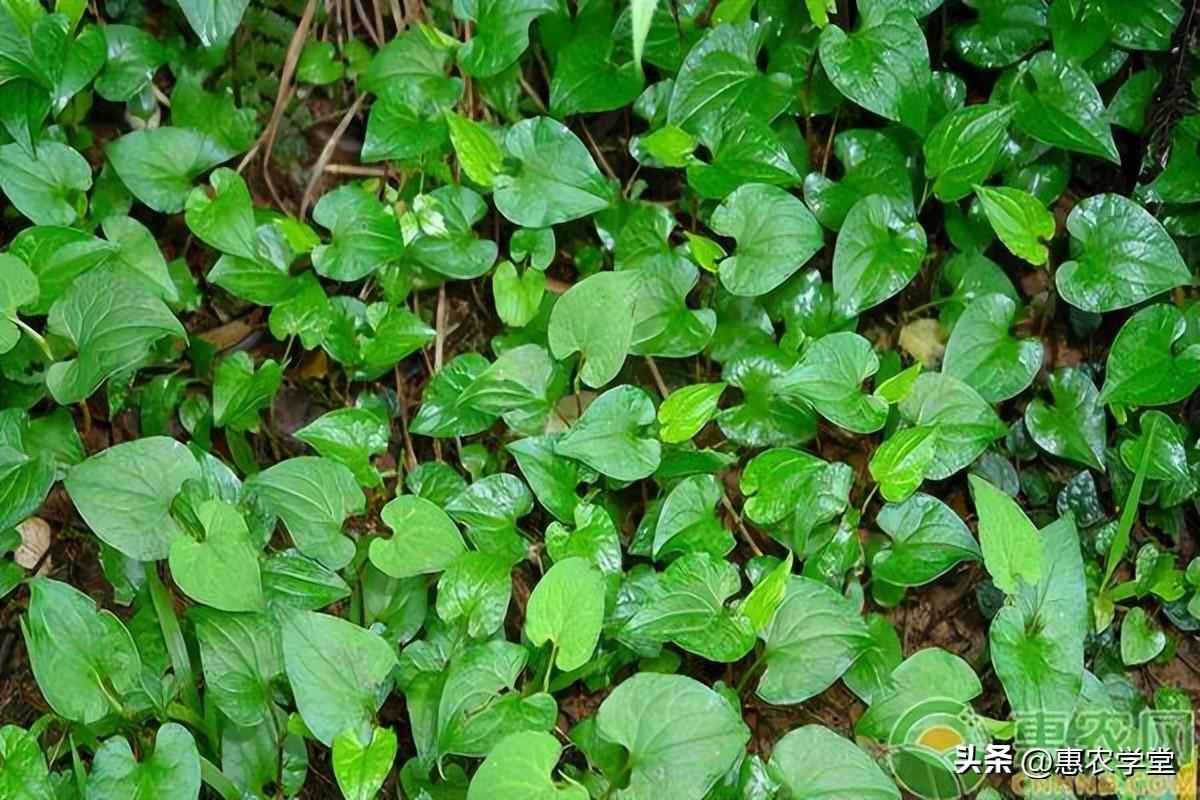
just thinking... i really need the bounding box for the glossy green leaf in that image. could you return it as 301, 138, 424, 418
942, 293, 1042, 401
1056, 194, 1191, 313
832, 195, 927, 320
874, 493, 981, 586
1024, 367, 1107, 470
595, 673, 749, 800
369, 495, 465, 579
494, 117, 611, 228
970, 474, 1042, 594
556, 385, 661, 481
819, 5, 931, 133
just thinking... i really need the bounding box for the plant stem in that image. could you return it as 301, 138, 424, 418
144, 562, 202, 716
200, 755, 241, 800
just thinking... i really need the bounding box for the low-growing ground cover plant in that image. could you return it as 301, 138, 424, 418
0, 0, 1198, 798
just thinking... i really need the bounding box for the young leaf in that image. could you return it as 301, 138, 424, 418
1024, 367, 1107, 470
333, 726, 398, 800
973, 185, 1054, 265
525, 557, 605, 671
969, 474, 1042, 594
547, 271, 636, 388
86, 724, 200, 800
657, 382, 726, 444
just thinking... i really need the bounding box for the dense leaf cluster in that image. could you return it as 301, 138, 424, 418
0, 0, 1198, 799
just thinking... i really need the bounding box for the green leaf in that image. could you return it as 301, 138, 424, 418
177, 0, 249, 48
459, 345, 565, 436
989, 516, 1086, 719
819, 5, 931, 133
595, 673, 749, 800
843, 614, 903, 703
657, 382, 725, 444
1099, 304, 1200, 408
651, 474, 732, 559
1105, 0, 1183, 51
924, 104, 1014, 201
777, 332, 888, 433
243, 457, 364, 570
525, 557, 605, 671
369, 495, 465, 578
832, 195, 927, 320
192, 608, 282, 726
630, 0, 657, 65
106, 127, 229, 213
972, 185, 1054, 265
685, 115, 801, 199
169, 499, 262, 612
445, 474, 533, 563
1120, 411, 1190, 482
869, 425, 936, 503
623, 553, 754, 662
803, 129, 912, 230
942, 293, 1043, 401
212, 351, 282, 431
408, 186, 498, 280
311, 185, 405, 282
741, 448, 853, 549
953, 0, 1047, 68
710, 183, 823, 298
46, 272, 185, 404
757, 577, 872, 704
1011, 51, 1119, 163
184, 167, 260, 261
295, 407, 391, 487
548, 270, 636, 388
411, 354, 498, 439
446, 112, 503, 187
280, 609, 397, 746
1120, 607, 1166, 665
494, 117, 611, 228
969, 474, 1043, 594
549, 1, 643, 117
333, 726, 397, 800
898, 373, 1006, 480
433, 640, 557, 758
873, 493, 981, 586
86, 723, 200, 800
508, 436, 587, 523
556, 385, 661, 481
19, 577, 140, 725
436, 550, 512, 637
770, 726, 900, 800
467, 731, 585, 800
66, 436, 200, 561
741, 553, 793, 633
1024, 367, 1107, 470
0, 141, 90, 225
361, 93, 449, 163
456, 0, 555, 78
0, 725, 54, 800
100, 215, 179, 302
1056, 194, 1191, 313
666, 22, 792, 139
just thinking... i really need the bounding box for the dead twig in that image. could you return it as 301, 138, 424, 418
261, 0, 319, 214
300, 94, 367, 218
